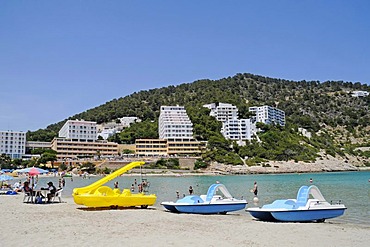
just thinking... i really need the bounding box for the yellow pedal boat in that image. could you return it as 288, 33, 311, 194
73, 161, 156, 208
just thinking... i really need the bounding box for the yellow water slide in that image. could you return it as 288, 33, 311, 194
73, 161, 157, 208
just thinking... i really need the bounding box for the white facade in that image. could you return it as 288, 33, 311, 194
249, 106, 285, 126
97, 128, 117, 140
351, 91, 369, 97
120, 117, 141, 127
59, 119, 97, 141
159, 106, 193, 140
0, 130, 26, 159
222, 119, 255, 141
203, 103, 238, 122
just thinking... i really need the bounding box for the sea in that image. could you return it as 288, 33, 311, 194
27, 171, 370, 226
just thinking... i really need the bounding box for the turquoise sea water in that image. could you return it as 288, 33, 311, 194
33, 171, 369, 226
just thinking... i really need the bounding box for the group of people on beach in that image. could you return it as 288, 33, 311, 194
113, 178, 150, 193
22, 180, 58, 203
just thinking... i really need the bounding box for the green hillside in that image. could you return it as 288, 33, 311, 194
27, 73, 370, 166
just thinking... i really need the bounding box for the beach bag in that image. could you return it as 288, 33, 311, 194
36, 196, 43, 204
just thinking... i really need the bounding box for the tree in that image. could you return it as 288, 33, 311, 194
0, 153, 11, 169
59, 163, 67, 171
38, 152, 57, 168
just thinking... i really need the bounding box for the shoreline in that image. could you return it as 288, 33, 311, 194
2, 196, 369, 247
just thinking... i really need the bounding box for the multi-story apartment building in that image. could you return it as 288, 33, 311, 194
166, 138, 206, 156
135, 139, 168, 156
59, 119, 97, 141
204, 102, 256, 141
159, 106, 193, 140
203, 103, 238, 122
136, 106, 205, 157
52, 119, 118, 160
25, 141, 51, 153
51, 138, 118, 160
135, 138, 206, 156
249, 106, 285, 126
222, 119, 255, 141
0, 130, 26, 159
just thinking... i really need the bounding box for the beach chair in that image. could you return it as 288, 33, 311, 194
52, 188, 63, 203
23, 192, 33, 203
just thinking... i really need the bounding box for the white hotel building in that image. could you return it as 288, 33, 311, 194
203, 103, 238, 122
143, 105, 205, 156
52, 119, 118, 160
249, 105, 285, 126
222, 118, 255, 141
159, 106, 194, 140
0, 130, 26, 159
204, 102, 255, 141
59, 119, 97, 141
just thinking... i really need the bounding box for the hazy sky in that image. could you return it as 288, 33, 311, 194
1, 1, 369, 132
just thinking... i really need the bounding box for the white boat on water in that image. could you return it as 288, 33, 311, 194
161, 183, 247, 214
246, 185, 346, 222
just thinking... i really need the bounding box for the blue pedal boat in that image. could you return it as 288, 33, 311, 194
246, 185, 346, 222
161, 184, 247, 214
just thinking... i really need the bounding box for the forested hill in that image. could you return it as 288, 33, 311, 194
28, 73, 370, 148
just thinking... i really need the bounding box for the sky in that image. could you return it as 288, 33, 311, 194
1, 0, 369, 132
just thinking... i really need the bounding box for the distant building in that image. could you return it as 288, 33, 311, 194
96, 117, 141, 137
25, 141, 51, 153
51, 138, 118, 160
204, 102, 256, 141
203, 103, 238, 122
159, 106, 194, 140
59, 119, 97, 141
0, 130, 26, 159
119, 117, 141, 127
97, 128, 117, 140
249, 106, 285, 126
351, 91, 369, 97
135, 139, 168, 156
53, 119, 118, 160
222, 118, 255, 141
166, 138, 206, 156
298, 128, 312, 139
135, 138, 206, 157
137, 105, 205, 156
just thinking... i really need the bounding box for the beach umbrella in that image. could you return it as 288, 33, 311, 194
17, 167, 49, 175
0, 174, 14, 187
0, 174, 14, 182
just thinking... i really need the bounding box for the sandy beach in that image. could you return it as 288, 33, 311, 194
1, 195, 369, 247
